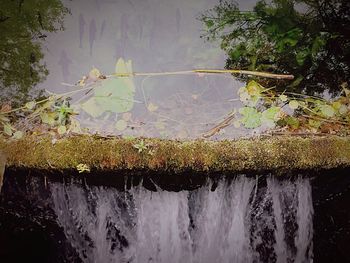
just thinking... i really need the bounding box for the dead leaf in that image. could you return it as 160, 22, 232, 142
147, 103, 158, 112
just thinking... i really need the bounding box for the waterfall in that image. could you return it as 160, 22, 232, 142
51, 176, 313, 263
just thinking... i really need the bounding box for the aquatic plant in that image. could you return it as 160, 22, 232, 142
0, 56, 349, 140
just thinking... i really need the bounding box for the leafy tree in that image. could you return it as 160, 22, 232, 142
200, 0, 350, 94
0, 0, 69, 104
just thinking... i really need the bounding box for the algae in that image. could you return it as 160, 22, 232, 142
1, 134, 350, 174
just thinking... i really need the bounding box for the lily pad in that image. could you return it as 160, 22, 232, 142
115, 119, 128, 131
319, 105, 335, 118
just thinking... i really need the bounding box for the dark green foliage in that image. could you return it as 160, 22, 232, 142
0, 0, 69, 105
200, 0, 350, 94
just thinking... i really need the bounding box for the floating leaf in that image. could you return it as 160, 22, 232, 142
279, 94, 288, 102
332, 101, 341, 110
285, 116, 300, 129
339, 105, 348, 115
288, 100, 299, 110
246, 80, 263, 96
69, 118, 81, 133
308, 119, 321, 129
12, 130, 23, 139
238, 88, 251, 104
40, 112, 57, 125
115, 58, 133, 76
261, 107, 281, 127
57, 125, 67, 135
122, 112, 132, 121
239, 107, 262, 129
82, 79, 135, 118
155, 121, 166, 130
3, 124, 13, 136
319, 105, 335, 118
89, 67, 101, 81
262, 107, 281, 120
147, 103, 158, 112
233, 120, 241, 128
115, 119, 127, 131
81, 59, 136, 118
25, 101, 36, 110
80, 98, 105, 118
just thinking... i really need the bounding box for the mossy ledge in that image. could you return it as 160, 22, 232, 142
1, 135, 350, 174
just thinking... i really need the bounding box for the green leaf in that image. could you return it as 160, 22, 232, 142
205, 19, 214, 28
115, 119, 127, 131
332, 101, 342, 110
40, 112, 56, 125
262, 106, 281, 120
246, 80, 263, 96
339, 105, 348, 115
69, 118, 81, 133
311, 36, 326, 57
296, 49, 309, 66
80, 98, 106, 118
3, 124, 13, 136
285, 116, 300, 129
288, 100, 299, 110
81, 58, 136, 118
319, 105, 335, 118
308, 119, 321, 129
279, 94, 288, 102
12, 130, 24, 139
239, 107, 262, 129
25, 101, 36, 110
0, 114, 10, 122
57, 125, 66, 135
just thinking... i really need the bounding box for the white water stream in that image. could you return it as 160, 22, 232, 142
51, 176, 313, 263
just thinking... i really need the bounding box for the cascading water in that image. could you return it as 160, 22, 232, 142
51, 176, 313, 263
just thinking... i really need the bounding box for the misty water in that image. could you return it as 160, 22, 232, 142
50, 176, 313, 263
38, 0, 261, 139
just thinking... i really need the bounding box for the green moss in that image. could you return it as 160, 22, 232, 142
1, 134, 350, 173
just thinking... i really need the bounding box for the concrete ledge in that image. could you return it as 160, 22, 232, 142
1, 135, 350, 173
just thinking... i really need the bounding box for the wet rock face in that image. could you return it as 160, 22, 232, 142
0, 174, 81, 263
0, 169, 349, 263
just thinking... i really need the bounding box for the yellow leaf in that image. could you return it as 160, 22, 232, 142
115, 119, 127, 131
89, 67, 101, 81
122, 112, 132, 121
147, 103, 158, 112
115, 58, 132, 76
288, 100, 299, 110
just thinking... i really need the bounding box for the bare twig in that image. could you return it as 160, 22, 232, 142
108, 69, 294, 80
202, 111, 236, 138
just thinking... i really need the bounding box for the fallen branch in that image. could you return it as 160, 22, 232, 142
109, 69, 294, 80
202, 111, 236, 138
